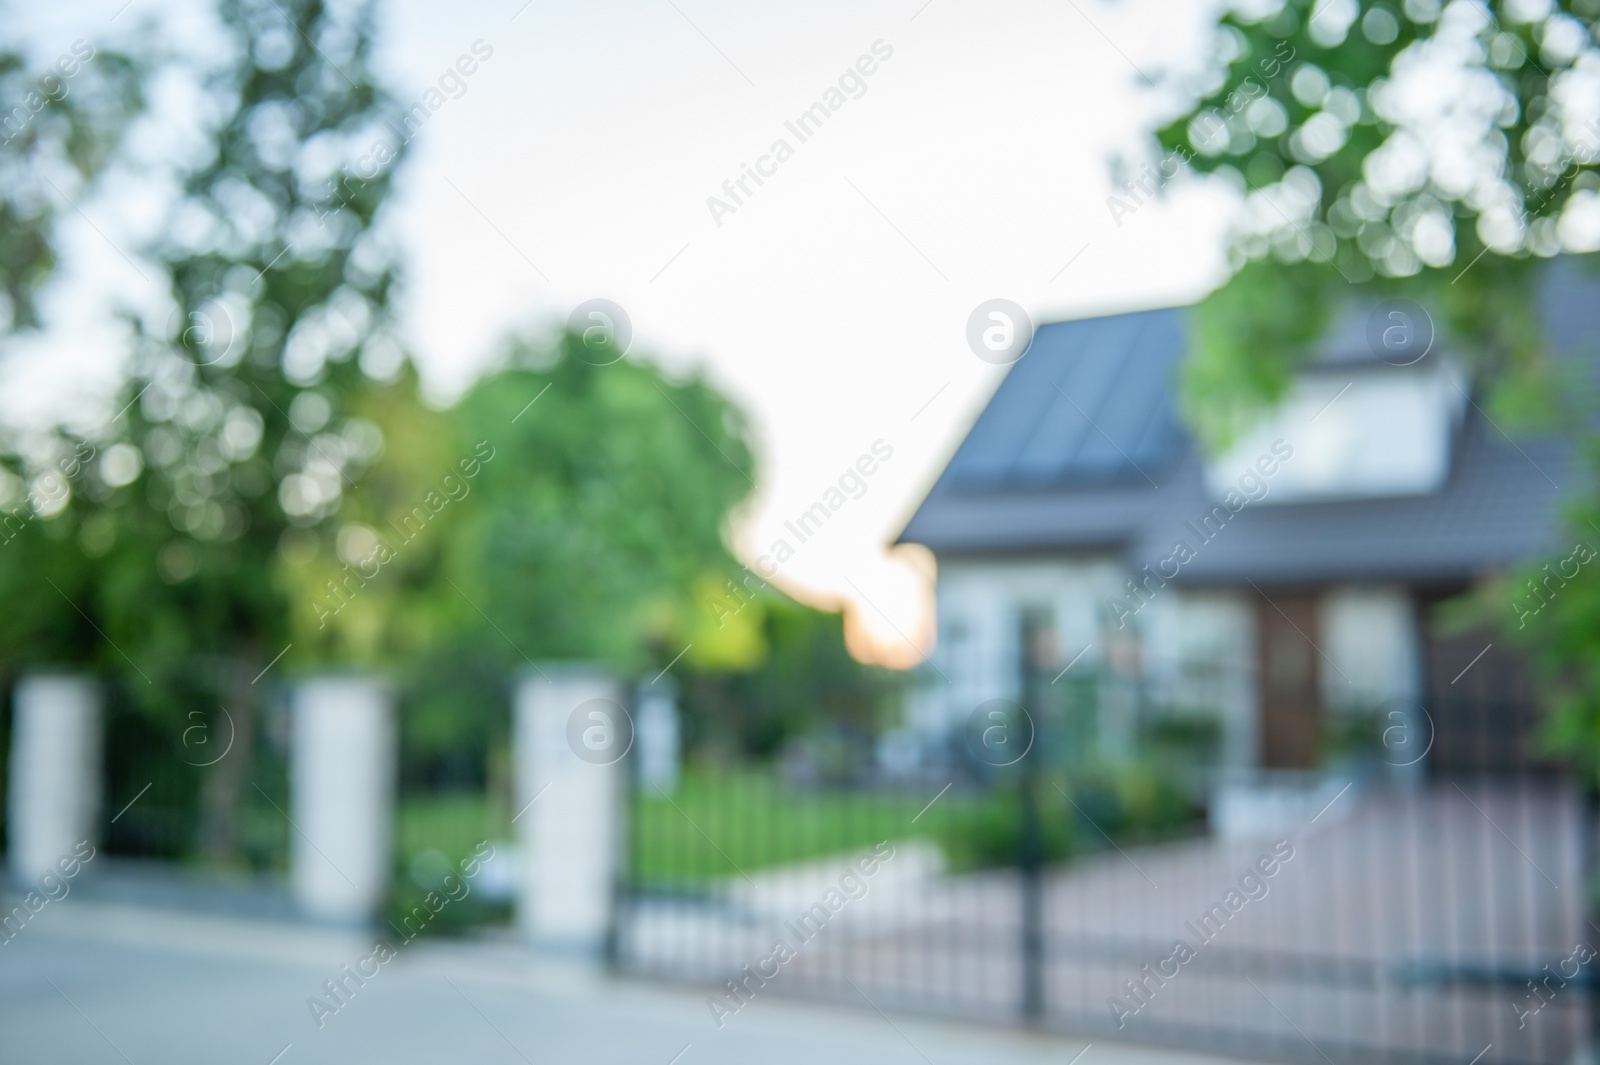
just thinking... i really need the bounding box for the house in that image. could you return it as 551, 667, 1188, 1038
896, 266, 1598, 777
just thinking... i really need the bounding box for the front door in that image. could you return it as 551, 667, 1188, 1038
1256, 591, 1321, 768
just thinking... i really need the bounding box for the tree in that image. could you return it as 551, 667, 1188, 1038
1148, 0, 1600, 769
0, 25, 143, 334
0, 11, 146, 855
439, 335, 757, 674
0, 18, 144, 658
289, 329, 759, 670
1148, 0, 1599, 438
2, 0, 773, 861
677, 597, 900, 764
273, 329, 760, 795
0, 0, 414, 864
115, 0, 414, 861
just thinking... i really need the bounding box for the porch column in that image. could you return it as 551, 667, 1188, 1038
6, 674, 101, 885
512, 665, 628, 954
290, 675, 394, 924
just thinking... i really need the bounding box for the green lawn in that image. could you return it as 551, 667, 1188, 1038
390, 792, 512, 934
393, 764, 1192, 892
630, 771, 970, 884
396, 792, 508, 866
393, 776, 975, 886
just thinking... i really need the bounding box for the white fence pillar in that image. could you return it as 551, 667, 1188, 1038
7, 674, 101, 886
290, 675, 394, 924
513, 665, 627, 954
635, 679, 680, 794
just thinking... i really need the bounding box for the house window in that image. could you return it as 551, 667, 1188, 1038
1204, 363, 1465, 503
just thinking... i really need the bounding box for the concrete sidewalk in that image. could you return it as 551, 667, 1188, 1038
0, 898, 1272, 1065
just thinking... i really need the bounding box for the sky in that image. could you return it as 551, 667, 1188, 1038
6, 0, 1241, 666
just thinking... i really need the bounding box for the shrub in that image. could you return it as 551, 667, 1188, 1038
934, 760, 1200, 871
936, 789, 1074, 872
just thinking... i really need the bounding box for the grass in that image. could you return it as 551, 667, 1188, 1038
396, 791, 507, 865
389, 791, 512, 935
389, 775, 973, 887
630, 770, 970, 884
391, 760, 1201, 895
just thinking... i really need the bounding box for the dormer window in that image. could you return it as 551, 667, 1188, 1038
1205, 360, 1467, 504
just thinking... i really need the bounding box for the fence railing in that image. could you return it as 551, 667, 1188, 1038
616, 671, 1596, 1065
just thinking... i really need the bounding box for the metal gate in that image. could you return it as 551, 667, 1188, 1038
615, 670, 1596, 1065
100, 670, 291, 872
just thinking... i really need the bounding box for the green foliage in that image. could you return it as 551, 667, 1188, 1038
1, 0, 412, 687
936, 763, 1199, 872
1067, 762, 1199, 844
440, 337, 756, 672
286, 332, 758, 678
0, 1, 772, 866
1319, 705, 1388, 760
630, 770, 938, 884
0, 0, 823, 887
274, 332, 762, 818
40, 0, 410, 864
1182, 260, 1335, 448
276, 366, 455, 664
1153, 0, 1598, 438
386, 796, 508, 936
1515, 502, 1600, 776
1155, 0, 1600, 276
935, 789, 1074, 872
678, 597, 901, 760
0, 14, 144, 668
393, 649, 508, 792
101, 0, 409, 669
1141, 711, 1226, 766
0, 29, 144, 332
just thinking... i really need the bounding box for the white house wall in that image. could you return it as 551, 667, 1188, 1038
922, 557, 1422, 775
1141, 590, 1258, 770
924, 555, 1124, 739
1317, 586, 1422, 711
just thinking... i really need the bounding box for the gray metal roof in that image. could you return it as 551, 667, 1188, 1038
938, 307, 1189, 491
899, 271, 1595, 584
1128, 416, 1572, 585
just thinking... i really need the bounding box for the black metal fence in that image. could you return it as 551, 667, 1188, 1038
99, 674, 290, 873
615, 666, 1596, 1065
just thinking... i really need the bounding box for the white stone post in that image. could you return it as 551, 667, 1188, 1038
634, 680, 680, 795
290, 675, 394, 924
7, 674, 101, 886
513, 665, 627, 954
